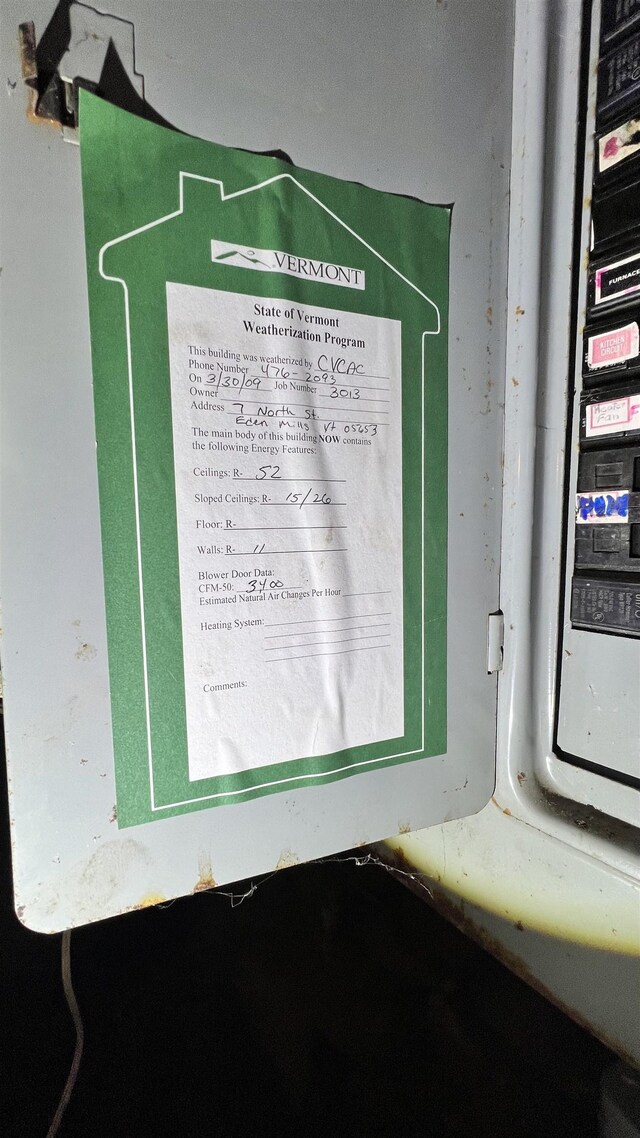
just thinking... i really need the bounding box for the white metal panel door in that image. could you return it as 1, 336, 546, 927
0, 0, 512, 930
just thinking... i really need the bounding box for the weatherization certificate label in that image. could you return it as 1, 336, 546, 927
166, 283, 404, 780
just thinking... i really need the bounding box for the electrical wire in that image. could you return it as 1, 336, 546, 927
46, 930, 84, 1138
197, 851, 434, 907
43, 850, 422, 1134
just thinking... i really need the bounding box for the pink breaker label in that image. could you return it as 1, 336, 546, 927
598, 117, 640, 174
586, 393, 640, 437
587, 322, 640, 369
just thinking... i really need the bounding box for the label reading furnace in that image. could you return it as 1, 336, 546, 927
167, 283, 404, 781
594, 251, 640, 306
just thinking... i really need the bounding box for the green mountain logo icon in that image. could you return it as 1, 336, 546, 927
213, 248, 270, 268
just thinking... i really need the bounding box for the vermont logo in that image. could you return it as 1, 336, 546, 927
212, 247, 271, 269
211, 240, 365, 290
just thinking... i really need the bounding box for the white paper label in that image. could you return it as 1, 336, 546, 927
586, 393, 640, 437
598, 116, 640, 173
576, 490, 630, 524
166, 283, 404, 780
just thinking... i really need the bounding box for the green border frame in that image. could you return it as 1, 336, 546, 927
80, 93, 450, 827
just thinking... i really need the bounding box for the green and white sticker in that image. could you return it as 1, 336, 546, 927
80, 92, 450, 827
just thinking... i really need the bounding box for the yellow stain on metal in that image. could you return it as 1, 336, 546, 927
136, 894, 167, 909
385, 822, 640, 956
194, 851, 218, 893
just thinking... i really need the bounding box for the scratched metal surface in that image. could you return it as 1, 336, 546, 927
0, 0, 512, 930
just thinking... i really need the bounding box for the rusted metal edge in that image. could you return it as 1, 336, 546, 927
377, 842, 639, 1070
18, 21, 40, 125
18, 22, 37, 84
18, 20, 70, 130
